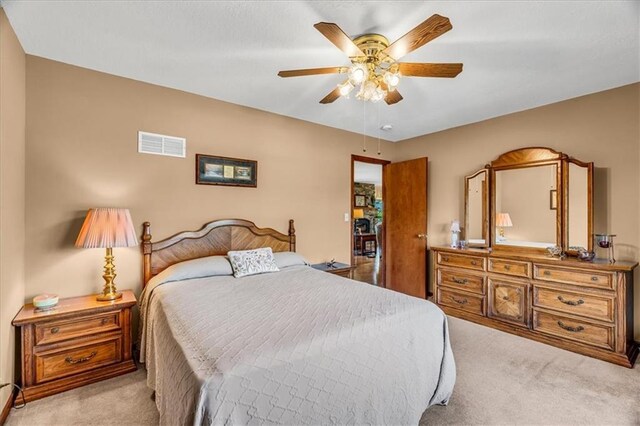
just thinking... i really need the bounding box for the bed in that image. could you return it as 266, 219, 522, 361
138, 219, 455, 425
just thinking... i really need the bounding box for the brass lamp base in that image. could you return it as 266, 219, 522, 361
96, 247, 123, 302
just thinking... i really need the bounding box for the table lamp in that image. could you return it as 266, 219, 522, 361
75, 208, 138, 301
496, 213, 513, 238
353, 209, 365, 219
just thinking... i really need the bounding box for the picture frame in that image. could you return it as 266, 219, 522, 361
549, 189, 557, 210
196, 154, 257, 187
354, 194, 366, 207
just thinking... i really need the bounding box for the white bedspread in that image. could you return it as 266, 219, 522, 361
139, 265, 455, 425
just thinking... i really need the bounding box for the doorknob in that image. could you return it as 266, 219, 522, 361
417, 234, 428, 239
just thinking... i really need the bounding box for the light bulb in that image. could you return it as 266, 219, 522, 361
348, 63, 368, 85
371, 86, 386, 103
383, 71, 400, 88
337, 81, 354, 97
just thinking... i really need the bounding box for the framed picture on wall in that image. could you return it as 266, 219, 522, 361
196, 154, 257, 187
354, 194, 366, 207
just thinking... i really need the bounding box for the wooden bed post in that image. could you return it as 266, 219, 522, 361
288, 219, 296, 252
142, 222, 152, 286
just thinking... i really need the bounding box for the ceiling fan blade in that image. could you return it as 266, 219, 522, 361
314, 22, 366, 58
278, 67, 346, 78
319, 86, 342, 104
385, 90, 403, 105
383, 14, 452, 60
398, 63, 463, 78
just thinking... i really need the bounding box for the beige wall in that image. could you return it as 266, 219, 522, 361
25, 56, 395, 300
394, 83, 640, 339
0, 8, 26, 408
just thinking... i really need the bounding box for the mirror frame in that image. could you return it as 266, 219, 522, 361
464, 169, 490, 248
563, 158, 594, 255
489, 147, 565, 254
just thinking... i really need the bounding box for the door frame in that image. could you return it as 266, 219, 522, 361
351, 155, 391, 287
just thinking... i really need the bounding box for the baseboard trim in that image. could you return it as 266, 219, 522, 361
0, 387, 16, 426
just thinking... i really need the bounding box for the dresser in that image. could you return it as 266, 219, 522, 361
432, 246, 638, 367
12, 291, 137, 402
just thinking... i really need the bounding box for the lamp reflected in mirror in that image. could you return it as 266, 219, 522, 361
496, 213, 513, 241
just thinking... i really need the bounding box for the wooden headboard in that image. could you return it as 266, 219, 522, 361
141, 218, 296, 286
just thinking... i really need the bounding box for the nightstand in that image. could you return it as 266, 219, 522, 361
12, 290, 137, 403
311, 262, 356, 279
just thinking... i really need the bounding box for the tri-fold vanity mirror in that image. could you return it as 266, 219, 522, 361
464, 147, 593, 254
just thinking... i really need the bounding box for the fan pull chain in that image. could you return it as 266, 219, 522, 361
362, 102, 367, 152
377, 102, 381, 155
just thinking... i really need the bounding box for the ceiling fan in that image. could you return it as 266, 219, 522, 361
278, 14, 463, 105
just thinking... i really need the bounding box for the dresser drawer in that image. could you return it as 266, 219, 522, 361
34, 335, 122, 384
533, 310, 614, 350
533, 285, 614, 322
437, 252, 486, 272
438, 269, 484, 294
437, 288, 485, 316
533, 265, 613, 290
488, 279, 529, 327
35, 312, 121, 345
489, 258, 531, 278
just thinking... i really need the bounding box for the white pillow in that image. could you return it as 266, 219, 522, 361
228, 247, 280, 278
149, 255, 233, 287
273, 251, 309, 269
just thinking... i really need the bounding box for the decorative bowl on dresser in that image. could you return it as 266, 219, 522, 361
12, 290, 137, 403
436, 147, 638, 367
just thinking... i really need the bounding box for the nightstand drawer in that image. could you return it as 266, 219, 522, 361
35, 311, 120, 345
35, 335, 122, 384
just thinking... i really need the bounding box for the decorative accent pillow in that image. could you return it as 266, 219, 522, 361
273, 251, 310, 269
228, 247, 280, 278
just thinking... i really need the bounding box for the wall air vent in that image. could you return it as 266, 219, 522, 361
138, 131, 186, 158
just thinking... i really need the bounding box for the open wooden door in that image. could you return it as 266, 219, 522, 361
383, 157, 428, 298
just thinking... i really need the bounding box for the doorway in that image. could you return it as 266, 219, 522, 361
351, 155, 390, 286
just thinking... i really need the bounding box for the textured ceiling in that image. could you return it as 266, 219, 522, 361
3, 1, 639, 141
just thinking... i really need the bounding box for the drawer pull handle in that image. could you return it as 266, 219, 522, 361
452, 278, 468, 285
101, 318, 108, 325
591, 276, 599, 282
543, 270, 551, 276
65, 351, 97, 365
442, 256, 450, 262
557, 321, 584, 333
470, 260, 478, 266
450, 296, 468, 305
557, 295, 584, 306
503, 264, 511, 270
502, 296, 510, 301
50, 327, 59, 334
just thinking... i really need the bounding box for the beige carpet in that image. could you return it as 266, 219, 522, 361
6, 317, 639, 425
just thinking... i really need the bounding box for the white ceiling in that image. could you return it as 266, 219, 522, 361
354, 161, 382, 185
3, 1, 639, 141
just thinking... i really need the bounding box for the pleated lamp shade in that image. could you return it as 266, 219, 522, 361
496, 213, 513, 228
75, 208, 138, 248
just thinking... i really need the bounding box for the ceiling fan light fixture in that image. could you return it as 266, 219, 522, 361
348, 63, 368, 85
383, 71, 401, 89
337, 81, 354, 97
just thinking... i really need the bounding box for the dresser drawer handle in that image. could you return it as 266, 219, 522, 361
450, 296, 468, 305
543, 270, 551, 276
557, 321, 584, 333
442, 256, 450, 262
65, 351, 97, 365
591, 276, 599, 282
470, 260, 478, 266
557, 295, 584, 306
503, 264, 511, 270
502, 296, 510, 301
452, 278, 468, 285
101, 318, 109, 325
50, 327, 60, 334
